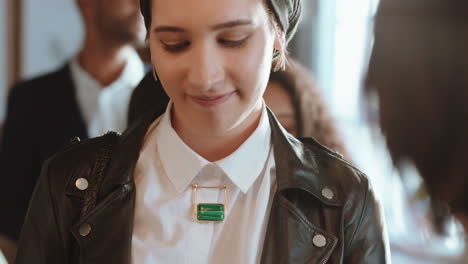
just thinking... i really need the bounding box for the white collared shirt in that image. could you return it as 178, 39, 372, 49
132, 102, 277, 264
70, 48, 145, 138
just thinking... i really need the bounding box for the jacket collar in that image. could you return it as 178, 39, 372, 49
101, 101, 343, 206
71, 99, 343, 263
267, 108, 344, 206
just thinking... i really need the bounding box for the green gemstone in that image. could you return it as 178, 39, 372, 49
197, 203, 225, 221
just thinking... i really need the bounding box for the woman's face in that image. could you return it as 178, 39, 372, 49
263, 81, 298, 136
149, 0, 280, 132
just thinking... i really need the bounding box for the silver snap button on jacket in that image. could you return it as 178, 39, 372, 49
321, 187, 334, 200
75, 178, 89, 191
335, 151, 344, 158
79, 223, 92, 237
313, 234, 327, 248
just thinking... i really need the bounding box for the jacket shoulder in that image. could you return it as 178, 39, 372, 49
298, 136, 388, 257
10, 66, 69, 95
44, 132, 121, 195
298, 136, 372, 205
7, 65, 71, 113
48, 131, 120, 168
299, 136, 364, 172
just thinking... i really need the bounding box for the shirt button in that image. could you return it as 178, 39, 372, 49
313, 234, 327, 248
321, 187, 334, 200
79, 223, 91, 237
75, 178, 89, 191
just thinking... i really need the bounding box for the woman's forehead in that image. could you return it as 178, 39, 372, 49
151, 0, 268, 28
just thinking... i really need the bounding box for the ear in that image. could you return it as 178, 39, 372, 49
273, 29, 286, 52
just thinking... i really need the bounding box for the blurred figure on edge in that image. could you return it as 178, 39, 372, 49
0, 0, 146, 262
265, 59, 348, 158
366, 0, 468, 262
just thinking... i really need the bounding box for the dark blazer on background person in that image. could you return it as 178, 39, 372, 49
0, 64, 88, 241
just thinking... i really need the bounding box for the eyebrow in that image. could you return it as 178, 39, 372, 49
154, 19, 253, 33
211, 19, 253, 30
154, 26, 185, 33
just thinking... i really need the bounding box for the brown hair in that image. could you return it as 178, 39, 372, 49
365, 0, 468, 218
270, 59, 349, 158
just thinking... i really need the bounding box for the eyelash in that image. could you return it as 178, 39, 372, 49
161, 37, 250, 53
162, 41, 190, 52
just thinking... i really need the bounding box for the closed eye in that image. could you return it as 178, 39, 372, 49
218, 36, 250, 48
161, 40, 190, 53
160, 36, 250, 53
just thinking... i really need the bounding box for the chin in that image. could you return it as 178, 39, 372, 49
199, 110, 238, 129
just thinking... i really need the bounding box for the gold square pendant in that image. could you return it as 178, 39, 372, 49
192, 184, 228, 222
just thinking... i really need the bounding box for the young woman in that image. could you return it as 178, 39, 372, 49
15, 0, 389, 263
366, 0, 468, 243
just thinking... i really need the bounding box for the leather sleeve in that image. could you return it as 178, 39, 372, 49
15, 158, 66, 264
345, 179, 391, 263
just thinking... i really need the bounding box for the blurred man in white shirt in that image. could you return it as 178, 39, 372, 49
0, 0, 146, 262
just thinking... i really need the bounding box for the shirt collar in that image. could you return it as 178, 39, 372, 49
70, 48, 144, 92
70, 55, 101, 96
69, 48, 145, 133
116, 48, 145, 89
156, 101, 272, 194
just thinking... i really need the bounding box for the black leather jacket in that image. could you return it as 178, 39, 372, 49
15, 109, 390, 264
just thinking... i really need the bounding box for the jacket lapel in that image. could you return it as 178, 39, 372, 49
40, 64, 88, 162
68, 104, 341, 263
261, 109, 340, 263
71, 182, 135, 264
68, 105, 163, 263
261, 194, 338, 264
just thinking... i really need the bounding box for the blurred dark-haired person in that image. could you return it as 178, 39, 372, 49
0, 0, 145, 261
366, 0, 468, 262
264, 59, 348, 159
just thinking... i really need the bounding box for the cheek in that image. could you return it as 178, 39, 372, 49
229, 35, 274, 98
150, 45, 186, 97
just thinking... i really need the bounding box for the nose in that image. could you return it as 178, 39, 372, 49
187, 42, 224, 91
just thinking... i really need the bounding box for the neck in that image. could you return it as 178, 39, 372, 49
172, 102, 263, 162
78, 30, 131, 87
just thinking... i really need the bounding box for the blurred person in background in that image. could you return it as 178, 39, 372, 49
0, 0, 146, 262
0, 251, 5, 264
264, 59, 348, 158
366, 0, 468, 262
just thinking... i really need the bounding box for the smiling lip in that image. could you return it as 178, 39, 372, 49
189, 91, 235, 107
